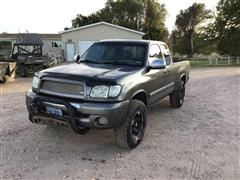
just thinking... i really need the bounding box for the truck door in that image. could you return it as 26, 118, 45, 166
145, 44, 173, 105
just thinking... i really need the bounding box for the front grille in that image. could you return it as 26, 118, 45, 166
40, 79, 85, 99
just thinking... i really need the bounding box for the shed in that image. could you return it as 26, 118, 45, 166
0, 33, 62, 57
59, 21, 145, 61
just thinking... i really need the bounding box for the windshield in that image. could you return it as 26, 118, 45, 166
80, 42, 147, 66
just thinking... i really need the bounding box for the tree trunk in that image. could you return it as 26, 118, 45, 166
190, 34, 194, 57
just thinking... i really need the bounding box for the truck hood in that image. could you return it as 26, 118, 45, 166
41, 63, 143, 84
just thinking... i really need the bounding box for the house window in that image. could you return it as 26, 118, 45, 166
51, 41, 62, 48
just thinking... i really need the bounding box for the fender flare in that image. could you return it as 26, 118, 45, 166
130, 89, 149, 106
180, 74, 187, 83
174, 73, 186, 89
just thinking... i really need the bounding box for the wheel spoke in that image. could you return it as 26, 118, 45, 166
131, 110, 144, 138
132, 126, 139, 134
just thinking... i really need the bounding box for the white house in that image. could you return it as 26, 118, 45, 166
59, 21, 145, 61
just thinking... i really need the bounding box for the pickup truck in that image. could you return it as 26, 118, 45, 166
26, 40, 190, 149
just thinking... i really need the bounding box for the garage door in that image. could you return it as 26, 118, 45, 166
66, 43, 75, 62
79, 41, 96, 56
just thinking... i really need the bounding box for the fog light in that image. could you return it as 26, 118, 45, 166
98, 117, 108, 125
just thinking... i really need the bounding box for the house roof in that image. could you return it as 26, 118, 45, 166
0, 33, 61, 39
59, 21, 145, 36
16, 33, 43, 45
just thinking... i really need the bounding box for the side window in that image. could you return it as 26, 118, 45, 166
149, 44, 164, 64
161, 44, 172, 65
51, 41, 62, 48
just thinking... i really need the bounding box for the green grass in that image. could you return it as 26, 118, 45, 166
190, 60, 240, 67
190, 60, 209, 66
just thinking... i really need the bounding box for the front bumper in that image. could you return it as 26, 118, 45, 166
26, 90, 129, 129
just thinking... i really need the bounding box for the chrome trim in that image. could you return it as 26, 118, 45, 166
150, 82, 174, 96
40, 90, 85, 99
42, 102, 67, 110
70, 103, 81, 109
39, 77, 86, 100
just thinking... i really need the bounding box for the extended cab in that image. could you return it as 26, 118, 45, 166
26, 40, 190, 149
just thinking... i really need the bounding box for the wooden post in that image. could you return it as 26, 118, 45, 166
208, 57, 212, 65
237, 57, 239, 64
228, 57, 230, 65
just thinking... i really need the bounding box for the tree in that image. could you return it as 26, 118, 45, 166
214, 0, 240, 55
174, 3, 211, 56
143, 0, 168, 40
71, 0, 169, 41
72, 13, 101, 28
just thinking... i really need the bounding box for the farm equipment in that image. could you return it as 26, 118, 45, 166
11, 33, 53, 77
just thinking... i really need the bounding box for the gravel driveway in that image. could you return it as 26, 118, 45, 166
1, 67, 240, 179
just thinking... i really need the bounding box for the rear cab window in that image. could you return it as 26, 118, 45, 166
160, 44, 172, 66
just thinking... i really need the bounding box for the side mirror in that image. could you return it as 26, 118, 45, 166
149, 59, 166, 69
73, 54, 80, 62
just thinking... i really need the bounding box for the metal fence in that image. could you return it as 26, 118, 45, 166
173, 56, 240, 66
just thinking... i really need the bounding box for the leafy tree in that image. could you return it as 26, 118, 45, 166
72, 14, 101, 27
71, 0, 169, 41
214, 0, 240, 55
174, 3, 211, 56
144, 0, 168, 40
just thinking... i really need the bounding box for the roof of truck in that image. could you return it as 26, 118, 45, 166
99, 39, 165, 45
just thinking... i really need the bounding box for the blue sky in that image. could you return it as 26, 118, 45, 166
0, 0, 219, 34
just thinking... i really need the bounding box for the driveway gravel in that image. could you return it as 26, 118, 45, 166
1, 67, 240, 179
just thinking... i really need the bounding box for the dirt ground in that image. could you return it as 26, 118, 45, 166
1, 67, 240, 180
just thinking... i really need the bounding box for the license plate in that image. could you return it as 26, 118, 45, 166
46, 106, 63, 116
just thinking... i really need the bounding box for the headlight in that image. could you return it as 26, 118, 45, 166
109, 85, 121, 97
90, 85, 121, 98
90, 85, 109, 98
32, 76, 40, 89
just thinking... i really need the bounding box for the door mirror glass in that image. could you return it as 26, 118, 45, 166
149, 59, 166, 69
73, 54, 80, 62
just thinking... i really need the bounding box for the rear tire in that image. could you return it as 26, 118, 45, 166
170, 80, 185, 108
19, 65, 29, 77
114, 100, 147, 149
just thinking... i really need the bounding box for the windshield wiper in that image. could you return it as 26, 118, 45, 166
101, 61, 134, 66
80, 59, 101, 64
80, 59, 139, 66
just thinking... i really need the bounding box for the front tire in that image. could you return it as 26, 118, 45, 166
170, 80, 185, 108
114, 100, 147, 149
73, 126, 90, 134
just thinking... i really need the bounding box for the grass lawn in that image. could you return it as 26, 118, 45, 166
190, 60, 240, 67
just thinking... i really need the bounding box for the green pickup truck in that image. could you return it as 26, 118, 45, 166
26, 40, 190, 149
